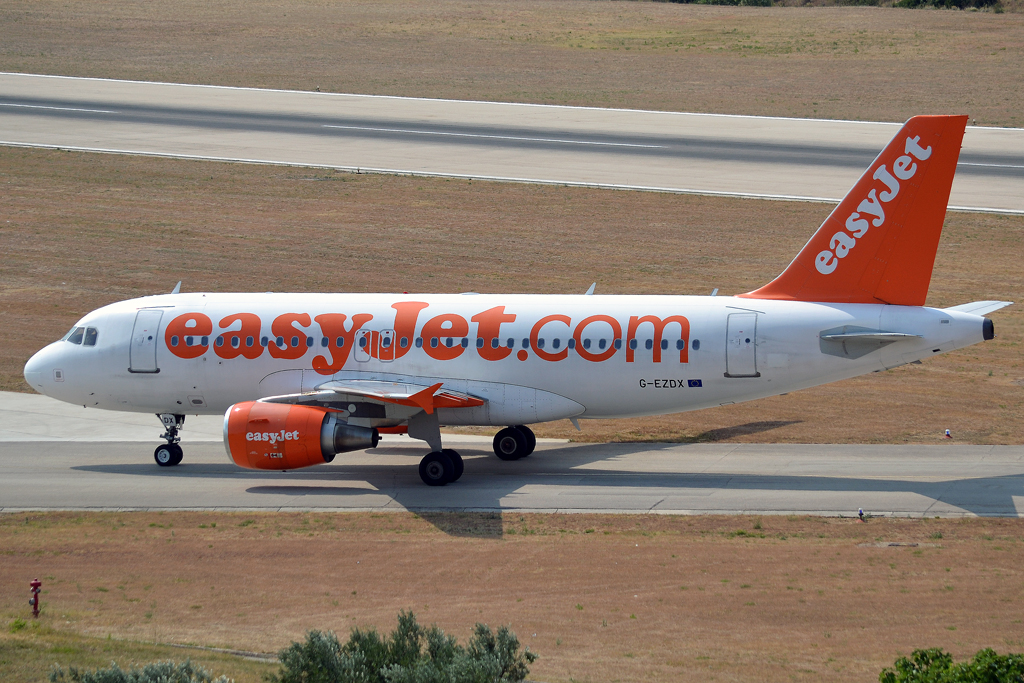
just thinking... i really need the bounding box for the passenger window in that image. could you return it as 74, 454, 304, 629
261, 336, 269, 347
583, 339, 591, 349
246, 336, 254, 347
491, 338, 499, 349
415, 337, 423, 348
201, 336, 209, 346
476, 338, 484, 348
382, 336, 391, 348
537, 338, 545, 349
215, 336, 225, 347
661, 339, 668, 350
170, 335, 179, 347
598, 339, 606, 350
67, 327, 85, 345
321, 337, 329, 348
507, 338, 515, 348
630, 339, 638, 350
676, 340, 684, 350
232, 336, 240, 348
552, 338, 560, 349
614, 339, 622, 350
568, 338, 576, 349
306, 337, 314, 348
522, 338, 530, 349
692, 339, 700, 351
430, 337, 438, 348
461, 338, 469, 348
358, 336, 367, 348
400, 337, 409, 348
291, 336, 300, 348
445, 338, 453, 348
336, 337, 345, 347
83, 328, 98, 347
644, 339, 652, 350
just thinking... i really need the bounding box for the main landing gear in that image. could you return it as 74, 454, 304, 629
492, 425, 536, 461
418, 449, 465, 487
154, 413, 185, 467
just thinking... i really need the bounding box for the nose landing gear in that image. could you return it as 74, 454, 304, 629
154, 413, 185, 467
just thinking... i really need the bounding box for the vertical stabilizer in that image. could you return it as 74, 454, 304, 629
739, 115, 967, 306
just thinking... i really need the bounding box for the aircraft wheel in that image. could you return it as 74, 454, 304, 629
154, 443, 183, 467
513, 425, 536, 457
419, 451, 454, 486
493, 427, 528, 461
441, 449, 464, 482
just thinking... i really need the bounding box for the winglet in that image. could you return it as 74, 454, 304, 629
739, 115, 968, 306
408, 382, 445, 415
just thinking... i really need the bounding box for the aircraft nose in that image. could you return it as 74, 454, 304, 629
23, 344, 60, 394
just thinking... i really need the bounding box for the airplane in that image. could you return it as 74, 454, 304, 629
22, 115, 1011, 486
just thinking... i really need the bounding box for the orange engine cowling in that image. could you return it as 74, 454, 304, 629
224, 401, 380, 470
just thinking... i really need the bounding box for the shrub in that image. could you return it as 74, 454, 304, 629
49, 660, 230, 683
880, 648, 1024, 683
270, 611, 537, 683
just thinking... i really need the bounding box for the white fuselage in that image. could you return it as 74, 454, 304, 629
23, 292, 989, 426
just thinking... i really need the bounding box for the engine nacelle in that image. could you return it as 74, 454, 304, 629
224, 401, 380, 470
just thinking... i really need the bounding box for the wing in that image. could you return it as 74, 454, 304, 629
257, 379, 485, 428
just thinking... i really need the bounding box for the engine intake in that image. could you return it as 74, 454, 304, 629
224, 401, 380, 470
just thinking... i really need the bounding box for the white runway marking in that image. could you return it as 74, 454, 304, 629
0, 102, 118, 114
323, 124, 666, 148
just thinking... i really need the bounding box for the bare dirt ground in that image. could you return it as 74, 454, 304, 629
2, 148, 1021, 444
1, 0, 1023, 126
2, 511, 1023, 683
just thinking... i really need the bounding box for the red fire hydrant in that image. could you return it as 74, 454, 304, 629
29, 578, 42, 618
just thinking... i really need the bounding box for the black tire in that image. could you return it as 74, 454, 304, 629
154, 443, 181, 467
419, 451, 454, 486
441, 449, 464, 482
493, 427, 527, 461
513, 425, 536, 457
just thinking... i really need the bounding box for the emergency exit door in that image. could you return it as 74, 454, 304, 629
725, 312, 759, 378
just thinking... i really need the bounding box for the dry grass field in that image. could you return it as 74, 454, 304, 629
2, 511, 1024, 683
2, 147, 1021, 444
1, 0, 1023, 126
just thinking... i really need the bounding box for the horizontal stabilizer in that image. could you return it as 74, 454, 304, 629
944, 301, 1014, 316
819, 331, 920, 342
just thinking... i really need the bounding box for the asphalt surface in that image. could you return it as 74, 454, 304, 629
2, 72, 1022, 213
2, 393, 1021, 517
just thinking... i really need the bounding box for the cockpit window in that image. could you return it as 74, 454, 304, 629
83, 327, 99, 347
66, 327, 85, 345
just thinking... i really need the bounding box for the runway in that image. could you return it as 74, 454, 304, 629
2, 393, 1022, 517
2, 72, 1023, 214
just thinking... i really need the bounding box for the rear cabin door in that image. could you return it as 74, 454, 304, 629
129, 309, 163, 373
725, 312, 759, 378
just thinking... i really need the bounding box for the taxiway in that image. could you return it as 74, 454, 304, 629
2, 72, 1022, 213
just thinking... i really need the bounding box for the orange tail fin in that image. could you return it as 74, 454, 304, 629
739, 115, 967, 306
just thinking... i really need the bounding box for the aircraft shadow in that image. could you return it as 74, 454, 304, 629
72, 439, 1024, 537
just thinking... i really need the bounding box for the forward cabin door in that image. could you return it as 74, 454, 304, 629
725, 312, 759, 378
129, 309, 163, 373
